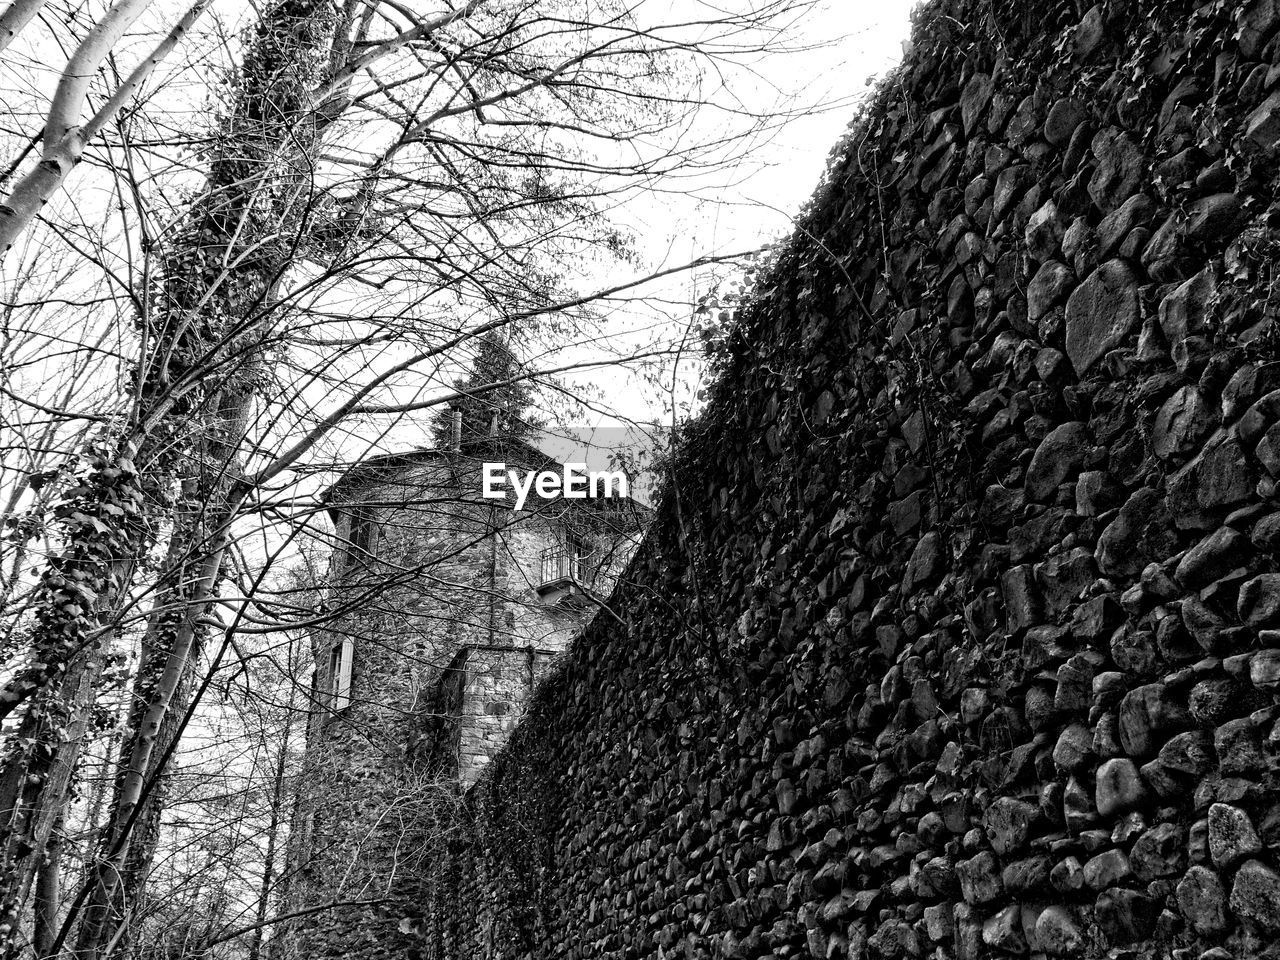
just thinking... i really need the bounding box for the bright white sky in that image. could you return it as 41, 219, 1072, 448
551, 0, 918, 433
664, 0, 917, 246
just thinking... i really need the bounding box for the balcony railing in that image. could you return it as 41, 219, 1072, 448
539, 548, 581, 587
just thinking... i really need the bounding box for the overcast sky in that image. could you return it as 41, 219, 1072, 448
553, 0, 918, 433
702, 0, 916, 238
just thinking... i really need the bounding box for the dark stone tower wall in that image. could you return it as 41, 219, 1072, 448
280, 454, 635, 960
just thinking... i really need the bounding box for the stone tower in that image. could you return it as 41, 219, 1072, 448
279, 441, 643, 960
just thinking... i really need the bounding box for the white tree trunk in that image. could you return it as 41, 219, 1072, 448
0, 0, 46, 55
0, 0, 212, 257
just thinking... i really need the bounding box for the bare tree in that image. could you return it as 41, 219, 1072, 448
0, 0, 215, 256
0, 0, 831, 954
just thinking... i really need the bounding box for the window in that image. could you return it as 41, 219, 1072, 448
327, 638, 353, 712
342, 508, 375, 571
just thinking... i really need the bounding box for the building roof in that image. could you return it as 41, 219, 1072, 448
320, 436, 649, 524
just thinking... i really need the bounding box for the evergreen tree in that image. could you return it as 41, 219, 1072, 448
432, 333, 542, 453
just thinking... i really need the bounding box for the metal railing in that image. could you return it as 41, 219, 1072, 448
539, 548, 581, 586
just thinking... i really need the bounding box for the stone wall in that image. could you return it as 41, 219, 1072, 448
457, 644, 561, 786
416, 1, 1280, 958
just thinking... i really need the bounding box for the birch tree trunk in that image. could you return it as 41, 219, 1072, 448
0, 0, 47, 55
0, 0, 214, 258
72, 522, 233, 960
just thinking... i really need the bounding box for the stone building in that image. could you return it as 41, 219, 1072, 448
279, 437, 645, 959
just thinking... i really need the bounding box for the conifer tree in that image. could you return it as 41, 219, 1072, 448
431, 333, 542, 453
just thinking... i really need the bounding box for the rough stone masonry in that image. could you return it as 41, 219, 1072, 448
411, 1, 1280, 957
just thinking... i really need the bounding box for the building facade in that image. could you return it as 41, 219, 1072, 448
278, 444, 643, 960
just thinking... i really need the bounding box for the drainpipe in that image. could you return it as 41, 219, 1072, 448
487, 517, 497, 646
